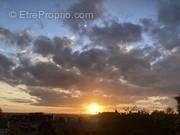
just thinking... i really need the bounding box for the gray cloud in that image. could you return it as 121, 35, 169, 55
0, 54, 14, 70
28, 87, 83, 107
64, 0, 104, 32
153, 48, 180, 92
0, 27, 32, 48
33, 36, 54, 56
0, 28, 176, 107
0, 0, 180, 108
155, 26, 180, 50
34, 36, 72, 57
26, 62, 80, 89
89, 21, 142, 47
0, 54, 15, 83
158, 0, 180, 26
142, 0, 180, 50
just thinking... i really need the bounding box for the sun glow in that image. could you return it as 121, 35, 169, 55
87, 103, 104, 114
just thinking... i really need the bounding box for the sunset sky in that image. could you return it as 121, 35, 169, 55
0, 0, 179, 113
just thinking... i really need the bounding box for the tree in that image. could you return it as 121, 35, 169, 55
0, 107, 2, 117
175, 94, 180, 114
165, 107, 174, 114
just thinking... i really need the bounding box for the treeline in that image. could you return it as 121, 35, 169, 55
97, 110, 179, 135
5, 110, 179, 135
96, 94, 179, 135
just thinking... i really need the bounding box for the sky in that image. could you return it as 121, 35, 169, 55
0, 0, 179, 113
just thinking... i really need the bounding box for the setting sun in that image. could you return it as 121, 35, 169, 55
87, 103, 104, 114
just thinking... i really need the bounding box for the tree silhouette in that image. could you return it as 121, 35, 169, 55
0, 107, 2, 117
175, 94, 180, 114
166, 107, 174, 114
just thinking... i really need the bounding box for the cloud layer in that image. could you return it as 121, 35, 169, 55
0, 0, 179, 111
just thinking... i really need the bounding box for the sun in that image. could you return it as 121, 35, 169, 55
86, 103, 104, 114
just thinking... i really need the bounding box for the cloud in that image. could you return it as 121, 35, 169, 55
0, 54, 15, 84
26, 62, 80, 88
64, 0, 105, 32
28, 87, 83, 106
91, 21, 142, 45
135, 96, 170, 111
158, 0, 180, 26
0, 54, 14, 70
142, 0, 180, 50
154, 26, 180, 50
34, 36, 73, 57
0, 0, 180, 109
0, 27, 175, 107
153, 48, 180, 92
0, 27, 32, 48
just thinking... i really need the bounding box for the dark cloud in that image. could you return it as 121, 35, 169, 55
0, 27, 15, 44
64, 0, 104, 32
24, 62, 80, 89
0, 54, 15, 83
28, 87, 82, 106
0, 54, 14, 70
141, 19, 180, 50
0, 27, 32, 48
34, 36, 72, 57
12, 66, 41, 86
73, 48, 108, 74
158, 0, 180, 26
140, 18, 155, 32
155, 26, 180, 50
89, 21, 142, 46
142, 0, 180, 50
153, 49, 180, 92
33, 36, 54, 56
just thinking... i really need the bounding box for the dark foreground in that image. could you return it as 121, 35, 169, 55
0, 111, 180, 135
